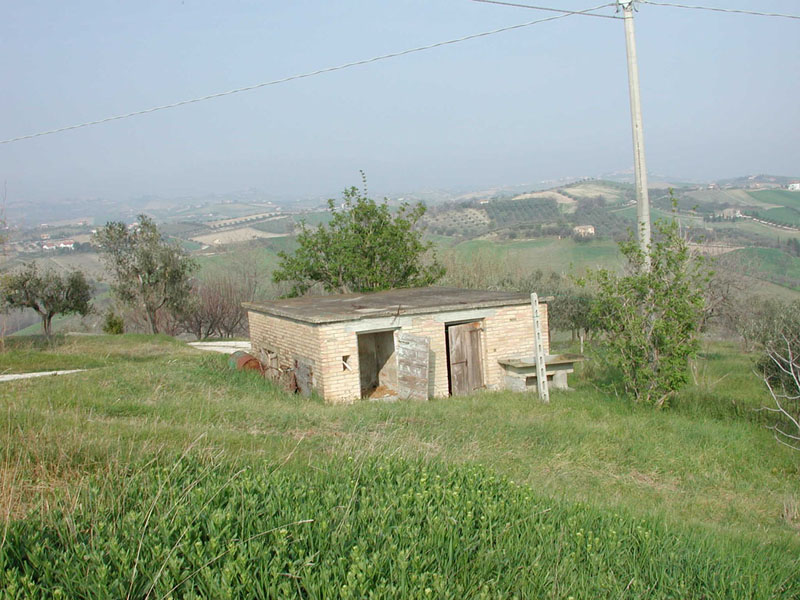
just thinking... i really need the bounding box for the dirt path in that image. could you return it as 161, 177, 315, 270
0, 369, 87, 382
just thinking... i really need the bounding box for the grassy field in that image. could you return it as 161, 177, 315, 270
448, 238, 623, 274
706, 218, 800, 243
730, 247, 800, 290
755, 207, 800, 227
2, 335, 799, 596
748, 189, 800, 210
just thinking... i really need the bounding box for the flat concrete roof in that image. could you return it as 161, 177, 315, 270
244, 287, 531, 324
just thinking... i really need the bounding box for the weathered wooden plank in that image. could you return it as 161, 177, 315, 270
396, 333, 430, 401
467, 322, 484, 391
295, 359, 314, 397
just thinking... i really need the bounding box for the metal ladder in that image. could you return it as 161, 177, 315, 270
531, 293, 549, 403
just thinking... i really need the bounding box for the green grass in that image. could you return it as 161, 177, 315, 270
755, 207, 800, 227
295, 210, 333, 227
2, 336, 800, 596
749, 189, 800, 210
196, 238, 298, 275
3, 456, 799, 599
706, 218, 800, 243
730, 247, 800, 290
449, 238, 623, 274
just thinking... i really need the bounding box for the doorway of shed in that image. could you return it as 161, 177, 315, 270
445, 321, 484, 396
357, 331, 398, 399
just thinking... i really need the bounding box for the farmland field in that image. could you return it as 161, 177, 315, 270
191, 227, 289, 246
730, 247, 800, 290
449, 237, 623, 274
748, 189, 800, 210
684, 188, 758, 207
1, 335, 800, 597
754, 206, 800, 227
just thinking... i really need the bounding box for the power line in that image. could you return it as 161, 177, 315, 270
641, 1, 800, 20
470, 0, 621, 19
0, 2, 616, 146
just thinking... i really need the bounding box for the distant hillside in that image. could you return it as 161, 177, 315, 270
716, 174, 799, 188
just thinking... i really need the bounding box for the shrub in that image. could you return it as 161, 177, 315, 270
102, 310, 125, 335
583, 212, 710, 406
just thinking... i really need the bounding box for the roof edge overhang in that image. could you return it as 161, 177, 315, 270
242, 296, 532, 325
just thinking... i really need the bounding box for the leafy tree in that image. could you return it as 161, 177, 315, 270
273, 179, 445, 296
1, 263, 92, 337
582, 214, 710, 406
94, 215, 196, 334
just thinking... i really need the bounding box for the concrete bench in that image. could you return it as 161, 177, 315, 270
498, 353, 585, 394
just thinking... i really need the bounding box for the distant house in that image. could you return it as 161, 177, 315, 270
716, 208, 742, 219
42, 242, 56, 251
58, 240, 75, 250
789, 182, 800, 191
573, 225, 595, 237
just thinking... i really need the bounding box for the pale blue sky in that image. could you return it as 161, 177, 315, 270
1, 0, 798, 205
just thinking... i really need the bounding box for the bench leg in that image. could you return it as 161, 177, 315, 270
552, 371, 569, 390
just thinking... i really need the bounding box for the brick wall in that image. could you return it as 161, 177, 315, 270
247, 311, 321, 388
316, 323, 361, 403
482, 303, 548, 390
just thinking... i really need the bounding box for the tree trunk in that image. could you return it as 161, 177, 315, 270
146, 306, 159, 334
42, 314, 53, 338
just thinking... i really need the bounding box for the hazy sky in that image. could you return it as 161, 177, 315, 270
1, 0, 798, 205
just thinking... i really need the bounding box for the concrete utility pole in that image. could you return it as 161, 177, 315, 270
618, 0, 651, 267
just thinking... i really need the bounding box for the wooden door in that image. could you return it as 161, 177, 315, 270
447, 322, 484, 396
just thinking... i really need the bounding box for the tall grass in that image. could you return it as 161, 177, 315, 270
2, 454, 799, 599
2, 335, 800, 596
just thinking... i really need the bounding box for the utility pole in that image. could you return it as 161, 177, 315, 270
618, 0, 651, 267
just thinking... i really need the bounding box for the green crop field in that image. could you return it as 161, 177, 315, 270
749, 189, 800, 210
730, 247, 800, 290
706, 218, 800, 243
755, 206, 800, 227
449, 238, 623, 274
3, 335, 800, 596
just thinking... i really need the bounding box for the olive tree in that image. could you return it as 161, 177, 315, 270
273, 178, 444, 296
94, 215, 196, 334
1, 263, 92, 337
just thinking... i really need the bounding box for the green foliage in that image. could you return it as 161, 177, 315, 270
102, 310, 125, 335
583, 214, 710, 406
3, 455, 799, 599
273, 179, 444, 296
484, 197, 560, 228
94, 215, 196, 334
0, 263, 92, 337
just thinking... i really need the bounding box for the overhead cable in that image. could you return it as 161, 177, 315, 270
641, 1, 800, 20
471, 0, 621, 19
0, 2, 616, 146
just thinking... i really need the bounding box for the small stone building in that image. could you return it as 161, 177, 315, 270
245, 287, 548, 404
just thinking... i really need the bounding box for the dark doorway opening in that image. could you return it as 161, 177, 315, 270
357, 330, 397, 399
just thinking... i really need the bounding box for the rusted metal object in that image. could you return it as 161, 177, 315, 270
228, 351, 263, 372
